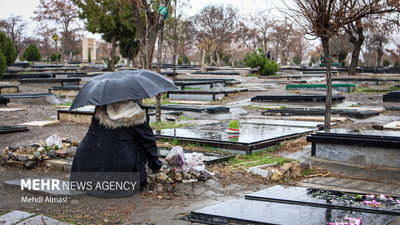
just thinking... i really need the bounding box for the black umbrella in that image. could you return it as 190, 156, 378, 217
70, 70, 177, 110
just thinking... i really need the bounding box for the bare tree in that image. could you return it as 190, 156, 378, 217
33, 0, 81, 62
248, 9, 275, 54
193, 5, 239, 68
0, 15, 28, 56
288, 0, 400, 131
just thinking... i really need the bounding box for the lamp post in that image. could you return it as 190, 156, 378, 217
52, 33, 60, 64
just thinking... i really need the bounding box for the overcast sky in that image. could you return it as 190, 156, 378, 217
1, 0, 288, 37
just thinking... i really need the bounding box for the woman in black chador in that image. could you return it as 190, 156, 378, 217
71, 100, 162, 198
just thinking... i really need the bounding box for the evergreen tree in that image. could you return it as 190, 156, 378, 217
22, 44, 41, 61
73, 0, 137, 71
0, 51, 6, 79
0, 32, 17, 65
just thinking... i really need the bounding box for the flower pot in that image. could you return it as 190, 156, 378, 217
225, 128, 240, 134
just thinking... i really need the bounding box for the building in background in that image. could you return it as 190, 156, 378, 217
82, 38, 97, 62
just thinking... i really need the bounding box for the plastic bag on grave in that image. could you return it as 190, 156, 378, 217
45, 134, 63, 148
165, 146, 189, 172
186, 152, 205, 171
186, 152, 214, 179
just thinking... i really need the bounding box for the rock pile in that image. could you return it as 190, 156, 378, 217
0, 137, 78, 170
249, 161, 303, 182
145, 164, 213, 192
270, 161, 302, 182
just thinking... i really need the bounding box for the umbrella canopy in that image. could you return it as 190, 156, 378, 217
70, 70, 177, 110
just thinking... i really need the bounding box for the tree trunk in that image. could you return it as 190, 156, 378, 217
348, 41, 362, 75
377, 45, 383, 67
110, 37, 117, 71
216, 50, 221, 67
321, 37, 332, 132
156, 12, 167, 123
172, 0, 177, 76
347, 20, 365, 75
201, 48, 206, 72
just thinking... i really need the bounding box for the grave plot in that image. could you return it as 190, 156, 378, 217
167, 88, 248, 101
145, 105, 230, 114
174, 80, 225, 90
2, 93, 53, 99
302, 71, 338, 75
0, 84, 19, 94
2, 73, 52, 80
67, 73, 100, 78
262, 108, 379, 119
383, 91, 400, 102
158, 148, 234, 164
173, 78, 241, 86
333, 78, 400, 85
19, 78, 81, 87
160, 71, 179, 77
0, 126, 29, 134
307, 129, 400, 169
10, 62, 30, 67
189, 193, 397, 224
240, 119, 329, 128
49, 86, 81, 97
57, 106, 95, 124
0, 96, 10, 106
155, 122, 314, 154
245, 185, 400, 216
191, 71, 240, 75
286, 84, 356, 93
1, 93, 54, 104
251, 95, 345, 102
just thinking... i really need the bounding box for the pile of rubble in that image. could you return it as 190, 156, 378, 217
249, 161, 303, 182
0, 134, 78, 170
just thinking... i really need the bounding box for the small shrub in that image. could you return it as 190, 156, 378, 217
383, 59, 391, 67
292, 55, 301, 65
244, 49, 279, 76
177, 56, 190, 65
22, 44, 41, 61
50, 53, 61, 62
228, 120, 240, 129
0, 32, 16, 65
0, 51, 6, 79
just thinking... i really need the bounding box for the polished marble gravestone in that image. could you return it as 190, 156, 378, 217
189, 185, 399, 225
262, 107, 379, 119
156, 123, 314, 154
167, 88, 248, 101
307, 129, 400, 168
286, 84, 356, 93
0, 126, 29, 135
19, 78, 81, 87
252, 95, 345, 102
384, 91, 400, 102
245, 185, 400, 216
0, 96, 10, 105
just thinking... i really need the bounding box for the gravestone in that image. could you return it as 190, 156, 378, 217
189, 185, 399, 225
0, 96, 10, 106
251, 95, 345, 102
307, 129, 400, 168
156, 123, 314, 154
0, 126, 29, 134
383, 91, 400, 102
263, 108, 379, 119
